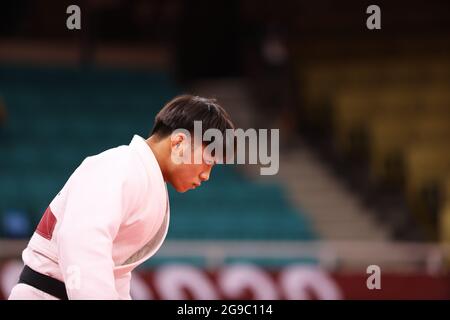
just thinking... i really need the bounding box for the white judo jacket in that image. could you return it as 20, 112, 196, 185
21, 135, 170, 299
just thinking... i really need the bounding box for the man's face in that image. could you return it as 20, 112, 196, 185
169, 141, 215, 193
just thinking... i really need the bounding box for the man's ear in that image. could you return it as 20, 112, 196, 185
170, 132, 186, 149
170, 129, 193, 153
170, 130, 191, 165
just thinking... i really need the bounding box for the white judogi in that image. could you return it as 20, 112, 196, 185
9, 135, 170, 300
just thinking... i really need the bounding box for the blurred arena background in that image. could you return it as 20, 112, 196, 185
1, 0, 450, 299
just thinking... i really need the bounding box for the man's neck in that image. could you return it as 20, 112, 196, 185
146, 136, 168, 182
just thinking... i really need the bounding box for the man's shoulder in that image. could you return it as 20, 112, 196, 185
77, 144, 145, 183
84, 144, 133, 165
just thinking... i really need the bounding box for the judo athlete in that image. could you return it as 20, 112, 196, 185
9, 94, 234, 299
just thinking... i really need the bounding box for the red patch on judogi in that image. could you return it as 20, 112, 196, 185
36, 207, 57, 240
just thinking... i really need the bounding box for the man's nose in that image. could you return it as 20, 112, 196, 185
200, 171, 210, 182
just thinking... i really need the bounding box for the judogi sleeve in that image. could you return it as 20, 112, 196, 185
56, 154, 141, 299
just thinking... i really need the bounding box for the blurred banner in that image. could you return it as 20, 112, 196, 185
1, 260, 450, 300
1, 239, 450, 300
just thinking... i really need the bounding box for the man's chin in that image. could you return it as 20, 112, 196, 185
174, 184, 190, 193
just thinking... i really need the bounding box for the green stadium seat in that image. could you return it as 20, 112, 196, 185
0, 65, 318, 243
